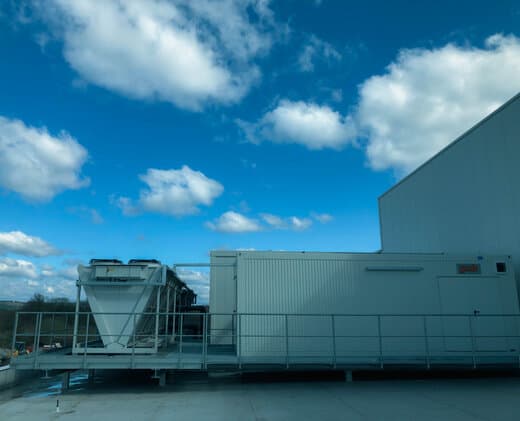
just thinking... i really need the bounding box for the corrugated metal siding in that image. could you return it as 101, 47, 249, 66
227, 252, 520, 358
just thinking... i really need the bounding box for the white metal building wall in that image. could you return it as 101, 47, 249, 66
379, 93, 520, 283
211, 251, 520, 360
209, 251, 237, 345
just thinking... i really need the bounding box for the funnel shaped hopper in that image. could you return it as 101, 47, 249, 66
77, 263, 165, 353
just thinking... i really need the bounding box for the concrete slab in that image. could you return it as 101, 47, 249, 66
1, 371, 520, 420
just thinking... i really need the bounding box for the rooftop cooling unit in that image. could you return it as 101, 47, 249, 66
74, 260, 195, 354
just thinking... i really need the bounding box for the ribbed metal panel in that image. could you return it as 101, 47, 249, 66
210, 251, 520, 359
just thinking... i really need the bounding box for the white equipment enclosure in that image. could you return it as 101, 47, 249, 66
210, 251, 520, 365
74, 259, 194, 354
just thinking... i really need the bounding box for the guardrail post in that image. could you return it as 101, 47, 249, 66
64, 314, 69, 347
423, 316, 430, 369
132, 313, 136, 369
202, 313, 207, 369
237, 314, 242, 369
517, 315, 520, 369
50, 313, 56, 347
285, 314, 289, 369
172, 287, 177, 343
178, 313, 183, 368
72, 284, 81, 350
164, 286, 170, 349
33, 313, 42, 369
11, 312, 19, 352
83, 313, 90, 369
469, 315, 477, 369
155, 288, 161, 353
377, 315, 384, 369
331, 315, 337, 368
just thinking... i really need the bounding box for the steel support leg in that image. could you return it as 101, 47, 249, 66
157, 370, 166, 387
88, 369, 95, 385
62, 371, 70, 391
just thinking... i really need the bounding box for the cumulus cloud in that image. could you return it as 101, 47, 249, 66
298, 34, 341, 72
311, 212, 333, 223
175, 268, 209, 304
0, 115, 89, 201
239, 34, 520, 176
261, 213, 313, 231
113, 196, 138, 217
260, 213, 285, 229
33, 0, 280, 111
207, 211, 323, 233
238, 100, 356, 150
0, 231, 60, 257
206, 211, 262, 233
260, 213, 312, 231
288, 216, 312, 231
357, 34, 520, 174
0, 258, 38, 279
116, 166, 224, 217
0, 261, 78, 301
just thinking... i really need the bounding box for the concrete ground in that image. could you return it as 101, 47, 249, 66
1, 370, 520, 420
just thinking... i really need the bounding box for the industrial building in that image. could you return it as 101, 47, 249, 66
210, 250, 520, 363
9, 93, 520, 381
379, 93, 520, 283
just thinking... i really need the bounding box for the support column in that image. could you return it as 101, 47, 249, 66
88, 369, 95, 385
159, 371, 166, 387
62, 371, 70, 391
72, 284, 81, 351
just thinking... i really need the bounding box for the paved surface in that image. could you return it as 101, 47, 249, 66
1, 371, 520, 420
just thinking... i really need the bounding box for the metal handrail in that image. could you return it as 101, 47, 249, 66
13, 311, 520, 316
11, 311, 520, 371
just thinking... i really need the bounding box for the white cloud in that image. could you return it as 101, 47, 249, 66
117, 166, 224, 217
57, 265, 78, 279
208, 211, 322, 233
0, 115, 89, 201
298, 35, 341, 72
238, 100, 356, 150
288, 216, 312, 231
0, 258, 38, 279
0, 259, 78, 300
35, 0, 280, 111
239, 34, 520, 176
260, 213, 286, 229
90, 209, 103, 224
175, 268, 209, 304
260, 213, 313, 231
331, 89, 343, 103
0, 231, 60, 257
311, 212, 333, 223
357, 34, 520, 174
206, 211, 262, 233
113, 196, 138, 217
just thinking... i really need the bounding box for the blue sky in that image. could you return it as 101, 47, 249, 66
1, 0, 520, 302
